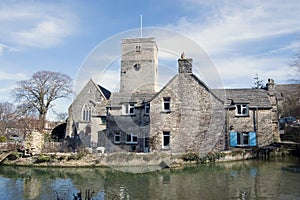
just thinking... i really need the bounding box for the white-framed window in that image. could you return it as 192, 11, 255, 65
162, 131, 170, 149
82, 104, 92, 122
114, 133, 121, 144
235, 104, 249, 116
162, 97, 171, 112
126, 133, 138, 144
122, 103, 135, 115
144, 103, 150, 115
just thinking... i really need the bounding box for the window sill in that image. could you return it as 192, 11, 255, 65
161, 110, 171, 113
234, 114, 249, 117
233, 145, 251, 148
121, 114, 136, 116
126, 142, 138, 145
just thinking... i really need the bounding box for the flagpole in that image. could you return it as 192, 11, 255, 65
140, 14, 143, 38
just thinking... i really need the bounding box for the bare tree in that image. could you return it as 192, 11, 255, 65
0, 102, 16, 135
289, 49, 300, 83
15, 103, 39, 138
14, 71, 72, 132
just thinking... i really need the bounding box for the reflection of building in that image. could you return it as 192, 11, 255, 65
23, 178, 41, 200
67, 37, 291, 153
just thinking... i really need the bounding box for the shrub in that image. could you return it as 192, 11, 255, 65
181, 151, 224, 164
6, 152, 20, 161
34, 155, 52, 163
0, 135, 7, 142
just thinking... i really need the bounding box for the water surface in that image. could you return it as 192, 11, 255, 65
0, 157, 299, 199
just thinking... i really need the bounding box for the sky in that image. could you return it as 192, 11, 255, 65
1, 0, 300, 120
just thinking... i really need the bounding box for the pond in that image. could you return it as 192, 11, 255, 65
0, 157, 300, 199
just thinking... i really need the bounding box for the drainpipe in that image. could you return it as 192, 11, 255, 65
253, 106, 258, 146
253, 107, 258, 133
225, 108, 229, 150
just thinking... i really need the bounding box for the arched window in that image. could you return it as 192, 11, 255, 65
82, 104, 92, 122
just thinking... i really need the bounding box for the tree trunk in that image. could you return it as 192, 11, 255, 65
39, 113, 46, 133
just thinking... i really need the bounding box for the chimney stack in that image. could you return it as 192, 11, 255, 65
178, 52, 193, 74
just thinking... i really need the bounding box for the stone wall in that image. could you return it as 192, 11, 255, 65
25, 131, 44, 154
106, 105, 150, 152
66, 79, 109, 147
226, 108, 275, 147
150, 73, 225, 154
120, 37, 158, 93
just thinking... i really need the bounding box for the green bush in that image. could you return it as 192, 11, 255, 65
181, 151, 224, 164
34, 155, 52, 163
7, 152, 20, 161
0, 135, 7, 142
67, 154, 77, 161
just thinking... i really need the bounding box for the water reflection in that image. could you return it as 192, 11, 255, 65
0, 157, 299, 199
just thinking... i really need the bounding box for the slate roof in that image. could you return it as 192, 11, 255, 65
212, 88, 272, 108
275, 84, 300, 100
109, 92, 156, 108
98, 85, 111, 99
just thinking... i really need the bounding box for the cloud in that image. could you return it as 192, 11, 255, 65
0, 71, 27, 81
0, 43, 6, 55
172, 1, 300, 55
214, 55, 293, 88
165, 1, 300, 87
0, 1, 77, 49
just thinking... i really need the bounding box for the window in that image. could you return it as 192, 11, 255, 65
163, 131, 170, 149
163, 97, 171, 112
126, 133, 138, 144
122, 103, 135, 115
136, 45, 141, 52
145, 103, 150, 115
133, 63, 141, 71
230, 132, 256, 147
114, 133, 121, 144
100, 116, 106, 125
82, 104, 92, 122
235, 104, 249, 116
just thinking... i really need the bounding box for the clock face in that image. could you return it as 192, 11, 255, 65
133, 63, 141, 71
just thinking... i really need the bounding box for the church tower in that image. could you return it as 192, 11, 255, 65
120, 37, 158, 93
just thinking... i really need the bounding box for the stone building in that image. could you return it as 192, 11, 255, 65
66, 79, 111, 147
67, 37, 283, 154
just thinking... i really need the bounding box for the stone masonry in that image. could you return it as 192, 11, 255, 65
67, 37, 282, 154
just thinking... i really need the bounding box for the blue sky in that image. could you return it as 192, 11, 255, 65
1, 0, 300, 120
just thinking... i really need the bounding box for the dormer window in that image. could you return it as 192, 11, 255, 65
122, 103, 135, 115
235, 104, 249, 116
